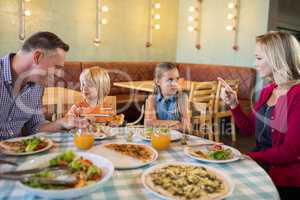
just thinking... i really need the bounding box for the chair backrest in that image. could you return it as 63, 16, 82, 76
104, 96, 117, 115
214, 79, 240, 113
42, 87, 82, 120
43, 87, 117, 120
189, 81, 218, 115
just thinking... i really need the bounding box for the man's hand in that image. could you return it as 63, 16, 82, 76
58, 115, 90, 130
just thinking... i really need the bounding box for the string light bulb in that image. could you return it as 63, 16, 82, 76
101, 18, 107, 24
226, 25, 233, 31
154, 14, 160, 19
101, 5, 109, 12
188, 16, 195, 22
228, 2, 235, 9
189, 6, 195, 12
24, 10, 31, 16
154, 3, 160, 9
188, 26, 196, 32
227, 13, 234, 20
154, 24, 160, 30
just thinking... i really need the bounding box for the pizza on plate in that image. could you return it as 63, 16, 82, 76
0, 136, 49, 153
144, 164, 230, 200
104, 144, 155, 162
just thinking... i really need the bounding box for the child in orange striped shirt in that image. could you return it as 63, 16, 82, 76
67, 66, 115, 123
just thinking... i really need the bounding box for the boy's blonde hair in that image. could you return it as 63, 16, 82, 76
256, 31, 300, 85
80, 66, 110, 105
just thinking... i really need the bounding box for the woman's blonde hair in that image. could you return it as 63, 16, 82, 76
80, 66, 110, 105
256, 31, 300, 85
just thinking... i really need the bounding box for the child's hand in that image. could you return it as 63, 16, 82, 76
74, 107, 83, 116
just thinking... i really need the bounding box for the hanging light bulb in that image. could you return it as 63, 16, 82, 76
189, 6, 195, 12
228, 2, 235, 9
154, 24, 160, 30
101, 18, 107, 24
226, 25, 233, 31
101, 5, 109, 12
154, 3, 161, 9
24, 10, 31, 16
24, 0, 31, 2
93, 38, 101, 46
154, 14, 160, 20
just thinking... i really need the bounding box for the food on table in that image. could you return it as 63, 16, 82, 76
81, 113, 124, 126
104, 144, 155, 162
110, 114, 124, 126
145, 164, 230, 200
189, 144, 233, 160
0, 136, 49, 153
23, 150, 102, 189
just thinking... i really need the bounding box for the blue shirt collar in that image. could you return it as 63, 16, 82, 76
156, 90, 177, 103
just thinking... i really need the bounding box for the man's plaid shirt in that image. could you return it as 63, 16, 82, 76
0, 53, 45, 140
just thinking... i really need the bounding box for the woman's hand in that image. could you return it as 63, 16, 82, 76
217, 77, 238, 109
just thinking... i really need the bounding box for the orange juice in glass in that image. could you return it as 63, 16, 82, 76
151, 127, 171, 150
74, 128, 95, 150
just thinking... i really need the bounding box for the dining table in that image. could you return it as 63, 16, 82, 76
0, 129, 280, 200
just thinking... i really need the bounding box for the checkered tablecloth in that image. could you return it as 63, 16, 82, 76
0, 129, 280, 200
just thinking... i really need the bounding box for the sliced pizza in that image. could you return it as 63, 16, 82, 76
104, 143, 155, 162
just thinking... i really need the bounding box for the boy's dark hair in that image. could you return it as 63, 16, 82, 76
21, 31, 69, 52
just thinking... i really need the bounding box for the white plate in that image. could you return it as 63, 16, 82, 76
139, 129, 182, 142
0, 136, 53, 156
142, 162, 234, 200
17, 152, 114, 199
92, 126, 117, 140
184, 144, 241, 163
89, 142, 158, 169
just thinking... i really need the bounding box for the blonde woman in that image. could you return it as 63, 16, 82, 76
67, 66, 114, 122
144, 62, 191, 133
219, 31, 300, 199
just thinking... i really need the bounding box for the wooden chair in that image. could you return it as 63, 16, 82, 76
43, 87, 82, 121
214, 79, 239, 142
42, 87, 117, 120
189, 81, 218, 140
104, 96, 117, 115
